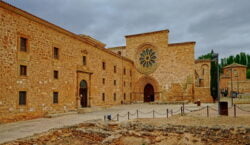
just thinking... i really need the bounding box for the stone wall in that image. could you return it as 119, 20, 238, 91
0, 2, 134, 122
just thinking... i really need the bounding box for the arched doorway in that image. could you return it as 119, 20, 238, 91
144, 83, 154, 102
79, 80, 88, 107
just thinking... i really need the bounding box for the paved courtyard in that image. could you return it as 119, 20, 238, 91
0, 103, 216, 144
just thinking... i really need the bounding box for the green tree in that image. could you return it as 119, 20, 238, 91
240, 52, 247, 65
247, 69, 250, 79
234, 54, 240, 64
227, 55, 234, 65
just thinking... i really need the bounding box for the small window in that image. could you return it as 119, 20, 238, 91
130, 70, 132, 77
124, 81, 126, 87
19, 91, 26, 105
83, 56, 86, 65
130, 82, 132, 88
20, 65, 27, 76
20, 37, 27, 52
123, 68, 126, 75
53, 47, 59, 59
113, 93, 116, 101
118, 51, 121, 55
53, 92, 58, 104
102, 62, 106, 70
114, 80, 116, 86
124, 93, 126, 100
130, 93, 132, 100
114, 65, 117, 73
102, 93, 105, 101
102, 78, 105, 85
54, 70, 59, 79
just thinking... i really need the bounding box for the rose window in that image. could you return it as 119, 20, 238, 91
139, 48, 157, 68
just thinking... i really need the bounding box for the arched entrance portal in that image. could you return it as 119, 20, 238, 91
79, 80, 88, 107
144, 83, 154, 102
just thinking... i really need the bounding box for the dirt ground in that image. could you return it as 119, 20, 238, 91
3, 115, 250, 145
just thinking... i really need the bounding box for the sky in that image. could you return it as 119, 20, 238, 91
3, 0, 250, 59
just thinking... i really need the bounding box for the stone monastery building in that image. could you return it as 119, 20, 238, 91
0, 1, 213, 122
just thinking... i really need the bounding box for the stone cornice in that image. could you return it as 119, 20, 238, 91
169, 42, 196, 46
125, 29, 169, 38
108, 46, 126, 50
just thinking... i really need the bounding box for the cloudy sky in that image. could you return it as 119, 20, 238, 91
3, 0, 250, 59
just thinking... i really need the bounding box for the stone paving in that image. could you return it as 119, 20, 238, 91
0, 103, 212, 144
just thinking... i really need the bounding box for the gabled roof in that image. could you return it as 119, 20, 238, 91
223, 63, 247, 69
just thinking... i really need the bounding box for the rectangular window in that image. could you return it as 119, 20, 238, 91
20, 65, 27, 76
53, 92, 59, 104
19, 91, 26, 105
54, 70, 59, 79
114, 65, 117, 73
114, 93, 116, 101
114, 80, 116, 86
102, 93, 105, 101
53, 47, 59, 59
124, 81, 126, 87
102, 62, 106, 70
123, 68, 126, 75
83, 56, 86, 65
124, 93, 126, 100
102, 78, 105, 85
20, 37, 27, 52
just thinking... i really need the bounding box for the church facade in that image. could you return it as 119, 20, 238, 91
0, 1, 212, 122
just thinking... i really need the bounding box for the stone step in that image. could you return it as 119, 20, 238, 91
77, 106, 106, 114
45, 111, 77, 118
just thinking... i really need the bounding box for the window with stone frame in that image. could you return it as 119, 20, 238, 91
114, 80, 116, 86
20, 65, 27, 76
124, 81, 126, 87
113, 93, 116, 101
19, 91, 26, 105
53, 47, 59, 59
114, 65, 117, 73
102, 93, 105, 101
102, 78, 105, 85
102, 62, 106, 70
53, 92, 59, 104
20, 37, 28, 52
123, 67, 126, 75
124, 93, 126, 100
54, 70, 59, 79
82, 56, 86, 65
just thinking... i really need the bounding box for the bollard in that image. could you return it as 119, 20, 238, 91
136, 109, 139, 118
153, 110, 155, 118
117, 114, 119, 121
234, 104, 236, 118
128, 112, 130, 120
167, 109, 169, 118
207, 106, 209, 117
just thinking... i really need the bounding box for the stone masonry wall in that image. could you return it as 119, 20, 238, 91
0, 2, 134, 122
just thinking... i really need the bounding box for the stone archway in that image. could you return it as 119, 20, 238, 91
144, 83, 155, 102
79, 80, 88, 107
134, 76, 160, 102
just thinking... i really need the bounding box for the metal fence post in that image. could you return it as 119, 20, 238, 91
128, 112, 130, 120
153, 110, 155, 118
136, 109, 139, 118
117, 114, 119, 121
234, 104, 236, 118
183, 103, 185, 114
167, 109, 169, 118
207, 106, 209, 117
